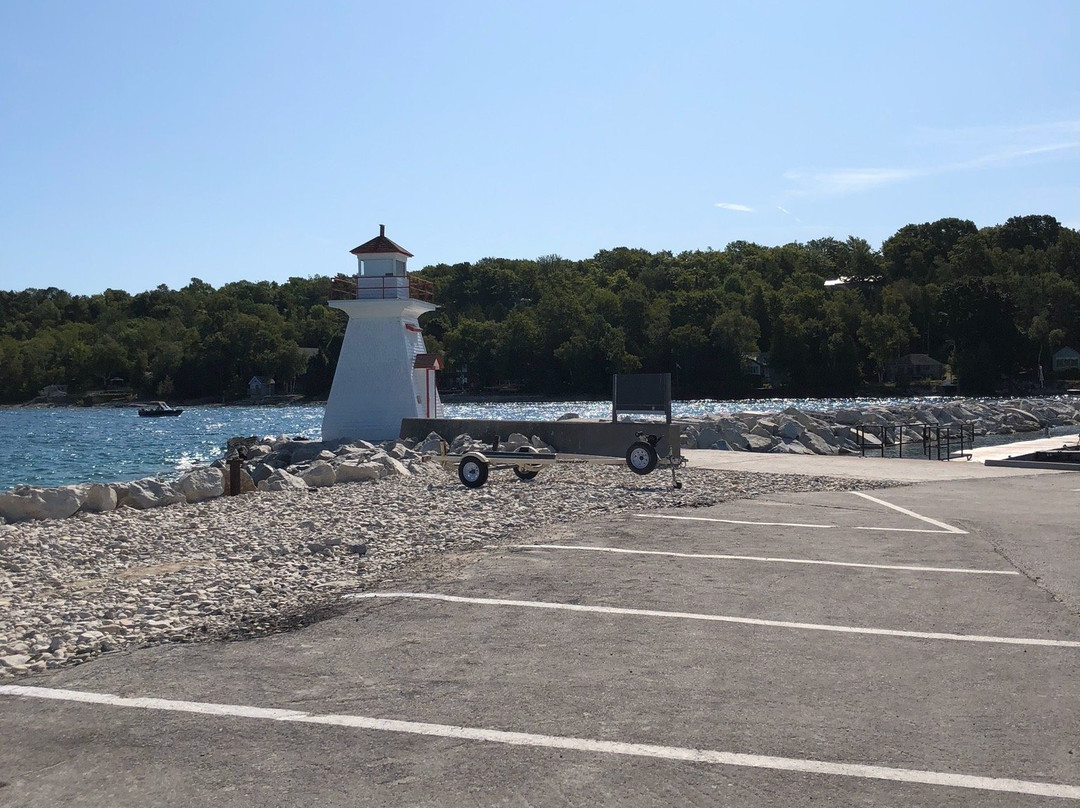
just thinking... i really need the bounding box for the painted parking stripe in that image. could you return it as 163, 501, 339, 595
635, 514, 835, 529
347, 592, 1080, 649
851, 492, 967, 534
512, 544, 1019, 576
3, 686, 1078, 800
637, 513, 959, 535
635, 492, 968, 535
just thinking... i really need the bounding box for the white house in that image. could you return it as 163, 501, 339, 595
1053, 346, 1080, 372
248, 376, 276, 398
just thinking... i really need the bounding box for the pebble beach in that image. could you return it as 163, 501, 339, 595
0, 460, 898, 680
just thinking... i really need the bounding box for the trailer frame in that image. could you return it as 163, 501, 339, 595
432, 432, 685, 489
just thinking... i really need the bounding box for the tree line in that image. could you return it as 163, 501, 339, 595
1, 214, 1077, 404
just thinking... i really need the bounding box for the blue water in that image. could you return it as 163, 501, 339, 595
0, 397, 1066, 491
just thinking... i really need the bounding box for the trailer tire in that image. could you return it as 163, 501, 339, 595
513, 446, 541, 480
458, 456, 489, 488
626, 441, 659, 475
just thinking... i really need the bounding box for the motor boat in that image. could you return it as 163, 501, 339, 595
138, 401, 183, 417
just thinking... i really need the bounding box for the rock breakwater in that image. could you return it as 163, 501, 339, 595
681, 396, 1080, 455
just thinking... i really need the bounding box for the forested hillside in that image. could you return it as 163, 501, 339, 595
1, 214, 1077, 404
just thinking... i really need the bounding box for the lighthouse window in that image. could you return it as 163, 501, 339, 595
395, 259, 406, 276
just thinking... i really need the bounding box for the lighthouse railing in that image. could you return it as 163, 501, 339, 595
329, 274, 435, 302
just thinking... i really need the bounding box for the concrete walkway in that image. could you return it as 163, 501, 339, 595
683, 433, 1080, 482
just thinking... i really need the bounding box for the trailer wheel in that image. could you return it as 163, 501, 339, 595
513, 445, 541, 480
626, 441, 659, 475
458, 456, 489, 488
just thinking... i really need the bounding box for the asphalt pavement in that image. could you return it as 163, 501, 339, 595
2, 458, 1079, 807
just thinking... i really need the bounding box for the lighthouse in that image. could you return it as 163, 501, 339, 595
321, 226, 442, 442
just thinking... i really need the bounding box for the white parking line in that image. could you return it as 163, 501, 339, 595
3, 685, 1078, 800
635, 514, 835, 528
851, 492, 967, 534
635, 491, 968, 535
347, 592, 1080, 649
512, 544, 1019, 576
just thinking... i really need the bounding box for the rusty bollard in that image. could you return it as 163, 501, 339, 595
227, 447, 246, 496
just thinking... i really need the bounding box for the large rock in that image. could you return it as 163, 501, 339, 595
248, 462, 276, 485
117, 479, 185, 510
222, 467, 257, 495
799, 431, 838, 455
0, 485, 84, 522
776, 418, 804, 442
501, 433, 531, 451
176, 467, 225, 503
719, 425, 750, 451
806, 426, 839, 447
258, 469, 309, 491
378, 455, 411, 477
298, 461, 336, 488
335, 461, 385, 483
531, 435, 555, 452
749, 424, 775, 440
418, 432, 447, 454
80, 483, 117, 514
745, 434, 775, 452
280, 440, 341, 465
770, 440, 814, 454
834, 409, 864, 426
695, 428, 724, 449
781, 406, 822, 431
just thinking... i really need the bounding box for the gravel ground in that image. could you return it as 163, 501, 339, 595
0, 460, 901, 680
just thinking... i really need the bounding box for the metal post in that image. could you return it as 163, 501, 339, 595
228, 457, 242, 495
228, 447, 246, 495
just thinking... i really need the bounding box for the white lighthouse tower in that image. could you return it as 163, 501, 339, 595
321, 226, 442, 442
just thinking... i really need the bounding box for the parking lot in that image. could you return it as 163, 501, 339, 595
2, 471, 1079, 806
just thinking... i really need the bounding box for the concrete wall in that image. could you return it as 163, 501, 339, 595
400, 418, 682, 459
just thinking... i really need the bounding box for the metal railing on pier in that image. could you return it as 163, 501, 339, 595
853, 422, 975, 461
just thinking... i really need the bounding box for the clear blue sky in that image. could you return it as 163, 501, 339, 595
2, 1, 1078, 296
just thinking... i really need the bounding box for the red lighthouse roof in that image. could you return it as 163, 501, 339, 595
350, 224, 414, 257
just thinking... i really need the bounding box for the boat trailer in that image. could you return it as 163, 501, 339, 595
434, 431, 686, 489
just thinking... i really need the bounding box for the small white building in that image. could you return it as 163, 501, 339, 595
248, 376, 276, 398
321, 226, 442, 442
1053, 346, 1080, 372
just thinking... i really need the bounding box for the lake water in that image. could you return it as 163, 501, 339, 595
0, 397, 1066, 492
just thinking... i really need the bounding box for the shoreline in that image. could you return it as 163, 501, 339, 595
7, 388, 1078, 410
3, 394, 1080, 496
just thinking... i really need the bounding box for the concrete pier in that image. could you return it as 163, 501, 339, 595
400, 417, 682, 459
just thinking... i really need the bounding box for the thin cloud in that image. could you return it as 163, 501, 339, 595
785, 120, 1080, 197
776, 205, 802, 223
784, 167, 926, 196
715, 202, 753, 212
949, 141, 1080, 171
912, 120, 1080, 149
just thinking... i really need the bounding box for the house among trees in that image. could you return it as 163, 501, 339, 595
248, 376, 276, 398
742, 354, 773, 385
888, 354, 945, 384
1052, 346, 1080, 373
41, 384, 68, 401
